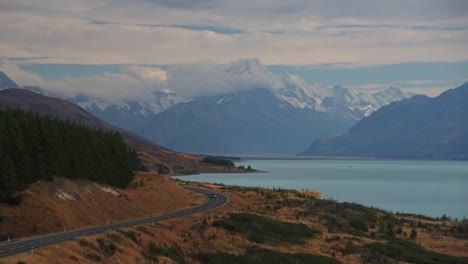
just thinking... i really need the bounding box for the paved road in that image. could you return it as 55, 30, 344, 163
0, 187, 229, 258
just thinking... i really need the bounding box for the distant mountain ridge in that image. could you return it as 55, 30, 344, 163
136, 59, 413, 153
144, 88, 356, 153
0, 62, 413, 154
301, 82, 468, 160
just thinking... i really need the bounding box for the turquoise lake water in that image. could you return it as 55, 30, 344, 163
174, 159, 468, 219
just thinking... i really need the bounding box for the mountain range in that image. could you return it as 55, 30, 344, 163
301, 82, 468, 160
0, 59, 413, 154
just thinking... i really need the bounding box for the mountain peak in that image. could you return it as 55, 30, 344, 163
383, 86, 405, 97
0, 71, 20, 89
332, 85, 347, 92
225, 58, 269, 76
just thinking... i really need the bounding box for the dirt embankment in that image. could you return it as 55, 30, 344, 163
0, 172, 205, 240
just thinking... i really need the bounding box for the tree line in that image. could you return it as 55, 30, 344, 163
0, 109, 144, 204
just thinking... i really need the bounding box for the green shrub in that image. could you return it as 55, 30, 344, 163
213, 213, 319, 245
343, 240, 355, 255
201, 156, 235, 167
86, 253, 102, 262
148, 241, 185, 264
410, 227, 417, 240
96, 238, 117, 256
350, 217, 369, 232
202, 247, 340, 264
366, 238, 468, 264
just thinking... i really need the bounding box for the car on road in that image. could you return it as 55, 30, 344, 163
209, 193, 217, 198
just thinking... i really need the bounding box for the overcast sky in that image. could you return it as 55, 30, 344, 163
1, 0, 467, 97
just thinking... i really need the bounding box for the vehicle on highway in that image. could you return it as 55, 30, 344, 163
209, 193, 217, 198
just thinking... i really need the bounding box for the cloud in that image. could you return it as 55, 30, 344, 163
0, 0, 467, 66
347, 79, 467, 97
1, 59, 283, 99
2, 58, 465, 99
0, 61, 168, 102
166, 59, 281, 97
147, 0, 218, 10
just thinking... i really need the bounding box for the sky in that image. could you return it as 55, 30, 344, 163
1, 0, 467, 98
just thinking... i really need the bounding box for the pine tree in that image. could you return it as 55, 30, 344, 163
0, 109, 144, 204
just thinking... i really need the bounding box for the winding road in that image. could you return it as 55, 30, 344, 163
0, 187, 229, 258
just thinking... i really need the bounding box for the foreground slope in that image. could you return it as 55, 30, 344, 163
2, 183, 467, 264
301, 82, 468, 159
0, 173, 202, 240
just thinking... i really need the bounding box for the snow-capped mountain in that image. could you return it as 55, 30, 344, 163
220, 59, 412, 119
15, 84, 189, 130
135, 60, 413, 154
65, 91, 190, 130
0, 62, 415, 154
70, 91, 188, 117
302, 82, 468, 159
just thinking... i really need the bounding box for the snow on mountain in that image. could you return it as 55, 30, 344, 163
217, 60, 412, 118
71, 90, 189, 117
17, 84, 189, 119
353, 87, 414, 116
1, 59, 413, 121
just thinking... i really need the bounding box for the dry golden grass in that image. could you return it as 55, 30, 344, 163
0, 172, 204, 239
409, 226, 468, 257
1, 180, 467, 264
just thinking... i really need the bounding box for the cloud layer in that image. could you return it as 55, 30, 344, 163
1, 0, 467, 66
0, 61, 168, 102
1, 59, 284, 99
2, 58, 465, 101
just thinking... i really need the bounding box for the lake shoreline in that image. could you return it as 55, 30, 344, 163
174, 159, 468, 220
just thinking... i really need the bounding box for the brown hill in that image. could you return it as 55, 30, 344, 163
0, 88, 203, 173
0, 172, 204, 239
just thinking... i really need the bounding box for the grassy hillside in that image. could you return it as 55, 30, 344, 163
1, 182, 467, 264
0, 173, 203, 240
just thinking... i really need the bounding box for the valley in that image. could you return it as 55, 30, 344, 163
1, 1, 468, 263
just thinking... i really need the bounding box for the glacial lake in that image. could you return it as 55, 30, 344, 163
174, 159, 468, 219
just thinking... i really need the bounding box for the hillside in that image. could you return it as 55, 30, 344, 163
0, 89, 230, 174
0, 109, 141, 203
0, 172, 203, 240
1, 181, 467, 264
0, 88, 165, 150
301, 82, 468, 159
